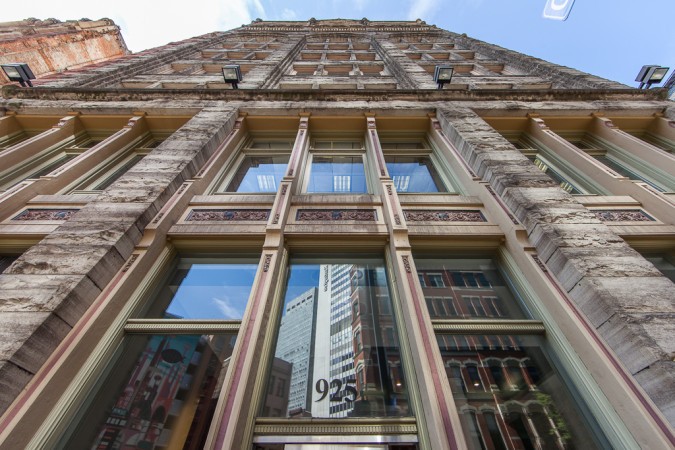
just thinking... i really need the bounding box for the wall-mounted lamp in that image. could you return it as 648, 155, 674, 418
635, 65, 670, 89
433, 65, 453, 90
1, 63, 36, 87
222, 65, 243, 89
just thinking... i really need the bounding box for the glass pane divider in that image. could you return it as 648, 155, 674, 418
124, 319, 241, 334
431, 319, 545, 335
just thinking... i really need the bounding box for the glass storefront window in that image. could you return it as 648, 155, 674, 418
306, 156, 367, 193
260, 259, 410, 419
437, 335, 602, 450
63, 333, 237, 450
385, 156, 446, 193
414, 258, 528, 320
225, 155, 290, 192
144, 258, 259, 319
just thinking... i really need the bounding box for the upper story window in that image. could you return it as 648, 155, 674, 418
213, 136, 294, 193
67, 134, 164, 194
304, 137, 367, 194
380, 135, 455, 193
0, 133, 110, 192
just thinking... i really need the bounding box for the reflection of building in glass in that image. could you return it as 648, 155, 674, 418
90, 334, 235, 450
418, 265, 523, 320
274, 287, 318, 415
350, 265, 406, 417
261, 358, 292, 418
312, 264, 356, 417
438, 336, 585, 450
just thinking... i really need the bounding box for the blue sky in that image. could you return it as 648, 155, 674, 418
2, 0, 673, 86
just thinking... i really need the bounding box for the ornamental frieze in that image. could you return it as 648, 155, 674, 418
12, 209, 79, 221
185, 209, 271, 221
403, 209, 486, 222
296, 209, 377, 221
593, 209, 655, 222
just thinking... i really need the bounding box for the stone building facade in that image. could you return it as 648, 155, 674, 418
0, 18, 129, 83
0, 18, 673, 450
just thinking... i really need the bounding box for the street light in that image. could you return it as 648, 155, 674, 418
222, 65, 243, 89
433, 65, 453, 90
1, 63, 36, 87
635, 65, 670, 89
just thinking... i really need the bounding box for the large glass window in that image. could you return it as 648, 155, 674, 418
61, 255, 260, 449
64, 333, 236, 450
438, 335, 602, 450
260, 258, 410, 419
415, 258, 527, 320
225, 156, 289, 192
385, 156, 446, 193
306, 155, 367, 193
214, 137, 293, 193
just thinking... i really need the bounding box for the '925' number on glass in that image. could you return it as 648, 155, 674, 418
315, 378, 357, 402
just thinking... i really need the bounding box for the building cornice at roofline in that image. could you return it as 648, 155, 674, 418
1, 85, 668, 103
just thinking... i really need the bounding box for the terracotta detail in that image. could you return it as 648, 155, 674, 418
403, 209, 486, 222
12, 209, 78, 221
296, 209, 377, 221
185, 209, 271, 221
593, 209, 655, 222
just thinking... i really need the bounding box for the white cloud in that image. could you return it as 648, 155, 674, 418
248, 0, 267, 20
212, 297, 243, 319
406, 0, 441, 21
280, 8, 298, 21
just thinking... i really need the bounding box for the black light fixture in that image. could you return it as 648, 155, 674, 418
222, 65, 243, 89
635, 65, 670, 89
1, 63, 36, 87
433, 65, 453, 90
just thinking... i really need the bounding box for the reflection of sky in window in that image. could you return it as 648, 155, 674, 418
282, 264, 320, 315
166, 264, 257, 319
386, 158, 444, 192
227, 156, 288, 192
307, 157, 366, 193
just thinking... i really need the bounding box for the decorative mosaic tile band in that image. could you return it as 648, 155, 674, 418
185, 209, 271, 221
12, 209, 79, 221
403, 209, 486, 222
296, 209, 377, 221
593, 209, 655, 222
